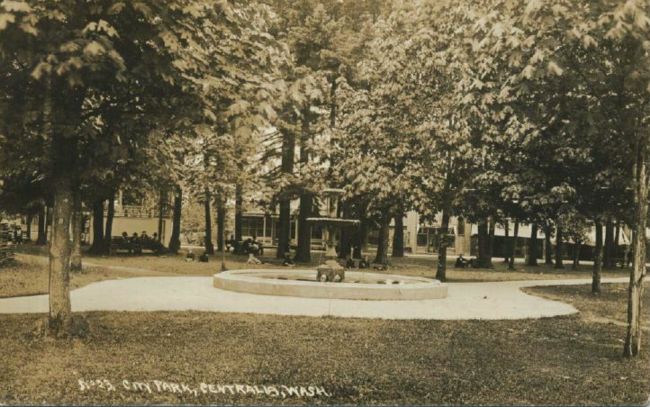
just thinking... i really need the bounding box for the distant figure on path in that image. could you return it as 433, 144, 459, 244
282, 252, 294, 267
455, 254, 468, 268
247, 239, 262, 264
226, 234, 235, 252
358, 256, 370, 269
252, 235, 264, 255
345, 254, 355, 269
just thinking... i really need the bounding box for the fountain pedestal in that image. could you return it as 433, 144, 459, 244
316, 260, 345, 282
307, 188, 359, 283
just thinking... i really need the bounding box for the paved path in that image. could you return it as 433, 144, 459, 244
0, 273, 629, 320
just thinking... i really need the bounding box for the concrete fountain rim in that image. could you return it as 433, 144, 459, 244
213, 269, 448, 300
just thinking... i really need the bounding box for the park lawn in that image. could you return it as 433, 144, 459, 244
0, 253, 291, 298
2, 245, 632, 298
0, 283, 648, 405
77, 247, 631, 282
0, 257, 150, 298
526, 283, 650, 331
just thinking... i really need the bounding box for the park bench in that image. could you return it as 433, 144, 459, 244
109, 236, 166, 255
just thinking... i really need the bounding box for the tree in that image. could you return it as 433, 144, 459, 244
468, 0, 646, 356
0, 0, 264, 336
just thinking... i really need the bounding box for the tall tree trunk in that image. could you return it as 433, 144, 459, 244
338, 229, 352, 259
70, 189, 82, 271
624, 133, 648, 358
36, 204, 47, 245
353, 216, 368, 259
25, 212, 32, 241
554, 224, 564, 269
89, 200, 103, 253
216, 195, 225, 252
104, 193, 115, 255
277, 200, 291, 258
508, 220, 519, 270
604, 216, 614, 269
503, 219, 510, 263
276, 128, 295, 259
374, 214, 390, 265
157, 189, 165, 243
204, 189, 214, 255
544, 224, 553, 265
392, 212, 405, 258
435, 209, 450, 282
488, 217, 495, 263
593, 219, 603, 294
527, 223, 538, 266
48, 177, 73, 337
338, 202, 352, 259
296, 194, 312, 262
572, 241, 581, 270
478, 218, 491, 268
234, 184, 243, 242
296, 109, 312, 263
168, 186, 182, 254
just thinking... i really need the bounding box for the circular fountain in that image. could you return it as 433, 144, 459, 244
213, 187, 447, 300
213, 269, 448, 300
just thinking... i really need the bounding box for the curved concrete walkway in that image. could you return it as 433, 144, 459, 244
0, 274, 629, 320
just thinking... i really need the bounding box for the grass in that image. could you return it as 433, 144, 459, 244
0, 257, 148, 298
3, 243, 631, 299
1, 245, 648, 404
526, 283, 650, 331
0, 283, 648, 405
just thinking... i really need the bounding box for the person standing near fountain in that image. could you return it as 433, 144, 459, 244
246, 238, 262, 264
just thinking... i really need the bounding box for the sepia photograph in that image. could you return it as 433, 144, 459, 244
0, 0, 649, 405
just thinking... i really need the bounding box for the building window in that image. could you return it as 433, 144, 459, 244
457, 217, 465, 236
241, 217, 264, 238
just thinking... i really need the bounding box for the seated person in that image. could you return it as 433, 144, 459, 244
345, 254, 355, 269
282, 252, 294, 267
130, 232, 140, 243
251, 236, 264, 255
120, 232, 132, 253
198, 251, 209, 262
147, 232, 165, 251
141, 231, 150, 242
247, 246, 262, 265
186, 250, 196, 262
241, 238, 252, 255
455, 254, 468, 268
226, 235, 235, 252
14, 227, 22, 243
358, 256, 370, 269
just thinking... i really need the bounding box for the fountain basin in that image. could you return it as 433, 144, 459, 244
213, 269, 448, 300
